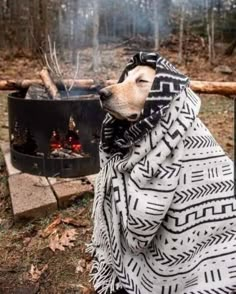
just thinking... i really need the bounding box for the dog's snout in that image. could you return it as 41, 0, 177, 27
127, 113, 139, 121
99, 88, 112, 102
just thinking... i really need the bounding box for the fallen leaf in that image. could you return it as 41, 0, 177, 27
62, 217, 90, 227
60, 229, 78, 249
78, 284, 94, 294
49, 233, 65, 252
23, 237, 31, 246
29, 264, 48, 282
40, 216, 61, 238
75, 258, 86, 273
49, 229, 78, 252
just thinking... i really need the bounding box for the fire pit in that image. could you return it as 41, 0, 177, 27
8, 90, 104, 177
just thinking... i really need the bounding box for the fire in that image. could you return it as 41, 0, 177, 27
50, 143, 62, 150
72, 143, 81, 152
49, 116, 82, 154
50, 130, 61, 151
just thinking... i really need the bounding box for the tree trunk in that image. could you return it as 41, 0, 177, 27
56, 0, 63, 57
211, 4, 215, 61
159, 0, 171, 37
39, 0, 48, 51
72, 0, 79, 64
30, 0, 40, 54
92, 0, 101, 72
178, 3, 185, 64
153, 0, 160, 51
206, 0, 215, 64
131, 1, 137, 38
0, 2, 4, 49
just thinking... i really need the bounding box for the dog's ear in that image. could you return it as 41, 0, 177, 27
118, 69, 128, 83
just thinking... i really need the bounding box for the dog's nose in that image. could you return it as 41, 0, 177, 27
99, 88, 112, 102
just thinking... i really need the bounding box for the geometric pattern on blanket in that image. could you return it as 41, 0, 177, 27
88, 52, 235, 294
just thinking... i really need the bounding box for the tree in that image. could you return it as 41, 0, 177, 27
92, 0, 101, 72
178, 2, 185, 64
72, 0, 79, 64
153, 0, 160, 50
205, 0, 215, 63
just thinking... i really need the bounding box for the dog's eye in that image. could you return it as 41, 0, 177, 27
137, 79, 148, 83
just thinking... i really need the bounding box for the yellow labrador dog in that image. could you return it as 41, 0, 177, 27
99, 65, 155, 121
91, 52, 235, 294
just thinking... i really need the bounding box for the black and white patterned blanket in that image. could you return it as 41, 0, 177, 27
88, 52, 235, 294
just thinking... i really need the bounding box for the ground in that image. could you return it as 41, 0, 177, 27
0, 44, 234, 293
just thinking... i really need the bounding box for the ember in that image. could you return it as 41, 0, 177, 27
49, 116, 83, 158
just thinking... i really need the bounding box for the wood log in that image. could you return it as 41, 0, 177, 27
39, 68, 60, 99
0, 79, 236, 96
106, 80, 236, 96
189, 81, 236, 96
0, 79, 95, 91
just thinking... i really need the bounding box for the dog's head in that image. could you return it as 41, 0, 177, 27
99, 65, 155, 122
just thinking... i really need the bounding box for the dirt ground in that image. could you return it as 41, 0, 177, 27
0, 44, 235, 293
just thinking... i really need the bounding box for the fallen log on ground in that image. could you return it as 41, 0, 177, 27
0, 79, 236, 96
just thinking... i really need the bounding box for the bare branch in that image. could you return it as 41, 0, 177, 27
53, 41, 61, 76
44, 53, 54, 74
43, 35, 81, 98
69, 52, 80, 91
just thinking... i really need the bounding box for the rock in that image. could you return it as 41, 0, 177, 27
8, 173, 57, 220
0, 142, 21, 176
48, 177, 93, 208
214, 65, 233, 74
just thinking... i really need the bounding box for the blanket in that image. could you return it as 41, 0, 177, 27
88, 52, 235, 294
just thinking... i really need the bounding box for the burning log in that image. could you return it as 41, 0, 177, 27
50, 149, 84, 158
0, 79, 236, 96
39, 67, 60, 99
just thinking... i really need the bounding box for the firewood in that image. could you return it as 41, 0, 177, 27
0, 79, 236, 96
0, 79, 95, 91
106, 80, 236, 96
189, 81, 236, 96
39, 67, 60, 99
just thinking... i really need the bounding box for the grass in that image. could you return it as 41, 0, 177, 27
199, 94, 234, 159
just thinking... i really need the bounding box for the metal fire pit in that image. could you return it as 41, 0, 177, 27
8, 91, 105, 178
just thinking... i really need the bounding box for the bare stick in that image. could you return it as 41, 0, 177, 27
44, 53, 54, 74
53, 41, 70, 97
46, 36, 70, 97
53, 41, 61, 76
39, 67, 60, 99
69, 52, 80, 91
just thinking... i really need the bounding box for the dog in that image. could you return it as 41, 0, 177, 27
91, 53, 235, 294
99, 65, 155, 121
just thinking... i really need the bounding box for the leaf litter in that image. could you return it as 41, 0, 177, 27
49, 228, 78, 252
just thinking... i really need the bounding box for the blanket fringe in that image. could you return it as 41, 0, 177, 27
89, 257, 117, 294
87, 154, 121, 294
